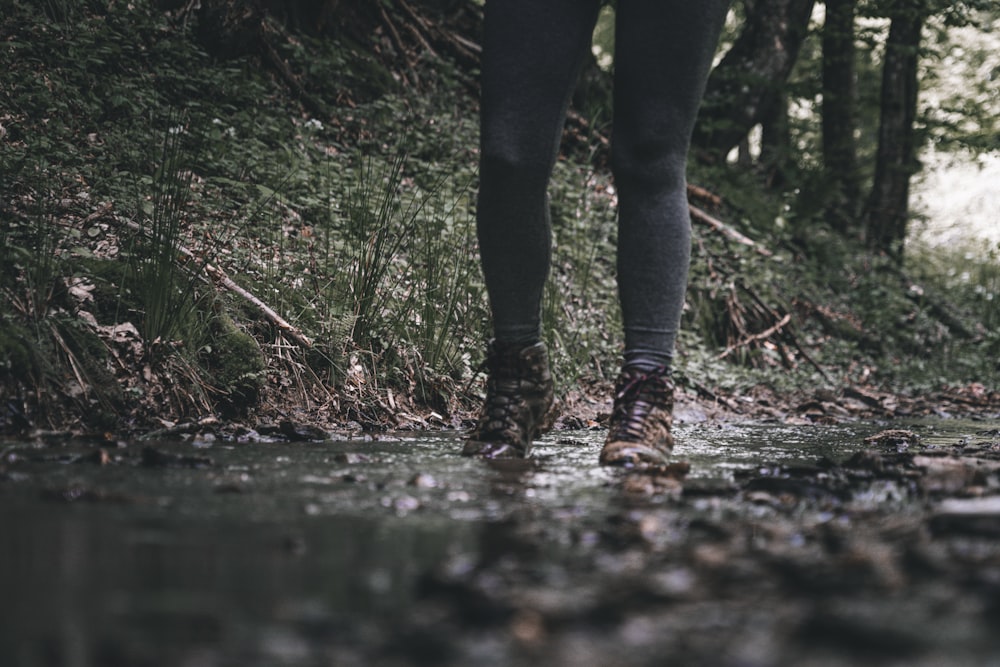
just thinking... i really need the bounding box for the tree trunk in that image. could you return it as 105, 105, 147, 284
864, 0, 926, 260
760, 91, 791, 188
693, 0, 817, 164
821, 0, 860, 234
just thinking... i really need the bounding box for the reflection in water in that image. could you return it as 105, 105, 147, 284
0, 505, 478, 666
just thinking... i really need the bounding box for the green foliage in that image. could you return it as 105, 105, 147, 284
2, 0, 997, 432
919, 12, 1000, 155
126, 125, 201, 350
0, 317, 36, 381
340, 151, 419, 347
902, 239, 1000, 384
0, 209, 125, 427
410, 175, 483, 375
544, 159, 622, 386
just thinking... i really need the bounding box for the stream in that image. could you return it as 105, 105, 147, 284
2, 419, 1000, 666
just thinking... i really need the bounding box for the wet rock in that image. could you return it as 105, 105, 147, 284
416, 572, 516, 627
864, 428, 920, 452
40, 485, 140, 504
334, 452, 370, 464
841, 450, 923, 491
253, 421, 328, 441
278, 420, 329, 441
138, 417, 221, 441
842, 385, 887, 410
73, 448, 113, 465
646, 568, 699, 599
409, 472, 438, 488
681, 478, 740, 498
930, 497, 1000, 536
836, 540, 906, 590
845, 449, 887, 474
741, 471, 848, 506
793, 602, 930, 659
140, 446, 214, 469
617, 462, 689, 499
913, 455, 1000, 496
485, 458, 540, 474
621, 473, 684, 500
8, 450, 78, 464
508, 608, 546, 645
390, 494, 421, 514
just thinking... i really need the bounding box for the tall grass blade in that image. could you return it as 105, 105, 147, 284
129, 122, 199, 352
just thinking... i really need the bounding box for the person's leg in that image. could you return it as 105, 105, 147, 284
477, 0, 602, 345
465, 0, 601, 458
612, 0, 730, 367
601, 0, 730, 466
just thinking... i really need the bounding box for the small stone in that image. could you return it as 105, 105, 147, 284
930, 496, 1000, 536
408, 472, 437, 488
864, 429, 919, 452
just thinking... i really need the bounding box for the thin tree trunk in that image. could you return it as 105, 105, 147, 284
864, 1, 927, 259
760, 91, 790, 188
821, 0, 860, 234
693, 0, 817, 164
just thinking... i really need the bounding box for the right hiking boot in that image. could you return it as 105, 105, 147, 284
462, 340, 556, 459
599, 364, 675, 468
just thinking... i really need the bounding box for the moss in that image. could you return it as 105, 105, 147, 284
0, 317, 38, 380
202, 312, 267, 416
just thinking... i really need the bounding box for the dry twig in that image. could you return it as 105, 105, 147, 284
718, 313, 792, 360
689, 205, 772, 257
106, 213, 314, 350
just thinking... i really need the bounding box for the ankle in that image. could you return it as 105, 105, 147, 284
622, 350, 672, 374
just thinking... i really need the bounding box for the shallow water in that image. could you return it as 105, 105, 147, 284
2, 419, 999, 666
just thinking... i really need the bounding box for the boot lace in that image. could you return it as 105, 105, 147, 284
478, 376, 527, 439
608, 366, 673, 442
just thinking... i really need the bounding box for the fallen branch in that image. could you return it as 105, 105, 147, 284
902, 282, 976, 340
138, 416, 221, 441
689, 205, 772, 257
198, 260, 314, 349
687, 183, 723, 209
718, 313, 791, 360
108, 213, 313, 349
397, 0, 441, 59
741, 285, 834, 384
378, 2, 417, 86
686, 377, 743, 412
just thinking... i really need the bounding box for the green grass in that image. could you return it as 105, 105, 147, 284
127, 124, 201, 351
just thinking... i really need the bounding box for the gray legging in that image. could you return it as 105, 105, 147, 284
477, 0, 730, 366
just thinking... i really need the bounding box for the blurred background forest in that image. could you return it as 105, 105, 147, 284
1, 0, 998, 435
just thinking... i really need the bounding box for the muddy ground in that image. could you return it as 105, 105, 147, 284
3, 407, 1000, 667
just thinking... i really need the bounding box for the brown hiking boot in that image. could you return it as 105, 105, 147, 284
599, 364, 675, 467
462, 340, 556, 459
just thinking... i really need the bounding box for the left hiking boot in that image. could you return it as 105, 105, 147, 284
462, 340, 556, 459
599, 364, 675, 467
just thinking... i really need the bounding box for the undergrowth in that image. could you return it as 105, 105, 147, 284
1, 0, 996, 434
